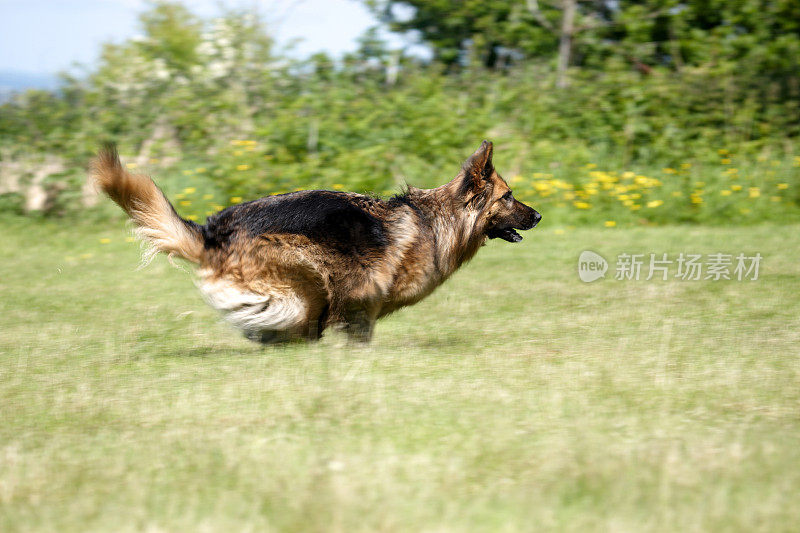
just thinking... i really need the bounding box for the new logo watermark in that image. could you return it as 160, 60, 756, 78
578, 251, 761, 282
578, 251, 608, 282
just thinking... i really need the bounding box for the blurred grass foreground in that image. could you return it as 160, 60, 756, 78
1, 221, 800, 530
1, 1, 800, 531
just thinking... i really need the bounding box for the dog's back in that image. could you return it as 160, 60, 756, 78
202, 190, 390, 256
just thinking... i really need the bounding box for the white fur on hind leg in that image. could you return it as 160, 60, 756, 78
197, 277, 306, 334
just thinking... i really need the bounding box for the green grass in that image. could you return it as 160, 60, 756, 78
1, 217, 799, 532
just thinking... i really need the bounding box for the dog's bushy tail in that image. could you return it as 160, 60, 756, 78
90, 143, 204, 264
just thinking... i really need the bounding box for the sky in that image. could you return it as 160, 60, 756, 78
0, 0, 406, 77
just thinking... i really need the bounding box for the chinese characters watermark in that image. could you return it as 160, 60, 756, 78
579, 251, 761, 282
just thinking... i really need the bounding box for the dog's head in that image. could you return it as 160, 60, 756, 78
459, 140, 541, 242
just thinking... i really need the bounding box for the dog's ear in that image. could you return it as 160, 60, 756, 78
461, 140, 494, 193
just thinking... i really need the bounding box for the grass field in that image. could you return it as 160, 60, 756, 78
1, 217, 799, 532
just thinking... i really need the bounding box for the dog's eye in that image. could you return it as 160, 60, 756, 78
502, 191, 513, 203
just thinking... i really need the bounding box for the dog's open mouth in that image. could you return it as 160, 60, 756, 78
487, 227, 524, 242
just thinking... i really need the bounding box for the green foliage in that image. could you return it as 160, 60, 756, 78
367, 0, 800, 85
0, 0, 797, 227
137, 1, 202, 74
366, 0, 561, 67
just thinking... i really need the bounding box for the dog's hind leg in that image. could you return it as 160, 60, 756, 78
198, 276, 327, 344
197, 235, 331, 344
342, 304, 379, 344
244, 327, 292, 345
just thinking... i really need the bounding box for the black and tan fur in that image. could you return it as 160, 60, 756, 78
91, 141, 540, 343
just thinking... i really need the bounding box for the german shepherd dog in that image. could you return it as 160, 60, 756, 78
91, 141, 540, 343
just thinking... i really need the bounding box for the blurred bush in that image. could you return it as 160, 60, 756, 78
0, 1, 797, 226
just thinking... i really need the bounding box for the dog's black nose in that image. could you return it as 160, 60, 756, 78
532, 210, 542, 227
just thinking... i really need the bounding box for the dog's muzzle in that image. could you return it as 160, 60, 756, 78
487, 209, 541, 242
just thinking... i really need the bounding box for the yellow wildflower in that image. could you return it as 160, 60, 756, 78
647, 200, 664, 208
183, 187, 196, 194
731, 184, 743, 191
748, 187, 760, 198
721, 158, 731, 165
99, 238, 111, 244
195, 167, 206, 173
230, 197, 242, 204
332, 184, 345, 190
125, 163, 138, 169
662, 168, 676, 174
634, 175, 662, 187
236, 164, 250, 171
777, 183, 789, 190
180, 200, 191, 206
680, 163, 692, 170
573, 201, 591, 209
720, 190, 732, 196
186, 215, 198, 221
604, 220, 616, 227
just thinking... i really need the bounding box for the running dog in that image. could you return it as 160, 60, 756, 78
91, 141, 541, 343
